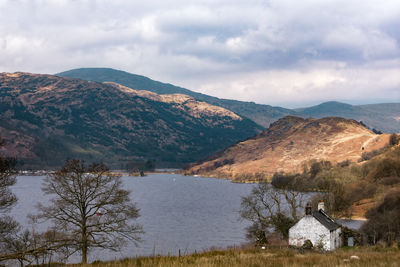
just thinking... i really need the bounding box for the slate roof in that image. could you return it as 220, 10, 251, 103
312, 210, 341, 231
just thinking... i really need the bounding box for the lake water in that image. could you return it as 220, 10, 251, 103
9, 174, 254, 263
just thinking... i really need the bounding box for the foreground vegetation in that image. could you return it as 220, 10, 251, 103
69, 246, 400, 267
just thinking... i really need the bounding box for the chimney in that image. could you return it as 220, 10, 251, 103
305, 202, 312, 215
318, 200, 325, 212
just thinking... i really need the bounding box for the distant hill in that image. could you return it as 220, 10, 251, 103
0, 72, 262, 169
57, 68, 400, 132
184, 116, 391, 180
57, 68, 295, 128
296, 101, 357, 116
296, 101, 400, 133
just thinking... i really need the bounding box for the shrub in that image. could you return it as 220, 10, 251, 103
302, 240, 313, 250
361, 188, 400, 245
368, 158, 400, 181
310, 160, 332, 178
212, 158, 235, 169
271, 172, 295, 188
389, 134, 399, 146
359, 148, 385, 162
337, 159, 351, 168
347, 180, 377, 202
270, 213, 297, 239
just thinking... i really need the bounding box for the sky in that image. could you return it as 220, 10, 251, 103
0, 0, 399, 108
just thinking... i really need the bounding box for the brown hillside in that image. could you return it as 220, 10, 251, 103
186, 116, 391, 179
104, 82, 242, 120
0, 72, 261, 168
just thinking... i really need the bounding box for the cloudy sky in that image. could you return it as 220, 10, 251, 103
0, 0, 399, 107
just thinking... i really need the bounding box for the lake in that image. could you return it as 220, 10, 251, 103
10, 174, 254, 263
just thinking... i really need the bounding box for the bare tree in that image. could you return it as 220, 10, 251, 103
0, 159, 17, 211
0, 227, 75, 266
0, 138, 66, 266
0, 137, 19, 257
1, 229, 34, 266
240, 183, 305, 244
35, 159, 143, 263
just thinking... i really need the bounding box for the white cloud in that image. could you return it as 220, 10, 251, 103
0, 0, 399, 106
197, 61, 400, 107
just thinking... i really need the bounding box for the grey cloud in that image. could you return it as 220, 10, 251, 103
0, 0, 399, 106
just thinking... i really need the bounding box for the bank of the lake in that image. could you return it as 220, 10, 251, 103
72, 246, 400, 267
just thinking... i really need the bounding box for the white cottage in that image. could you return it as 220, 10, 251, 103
289, 202, 342, 251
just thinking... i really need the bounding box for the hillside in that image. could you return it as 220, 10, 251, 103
0, 72, 262, 169
57, 68, 295, 127
57, 68, 400, 132
185, 116, 391, 180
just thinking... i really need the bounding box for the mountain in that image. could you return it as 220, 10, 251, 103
0, 72, 262, 169
296, 101, 400, 133
57, 68, 400, 132
184, 116, 391, 181
57, 68, 295, 128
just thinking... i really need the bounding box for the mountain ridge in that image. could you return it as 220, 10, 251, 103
57, 68, 400, 132
296, 101, 400, 133
57, 68, 296, 128
0, 72, 262, 169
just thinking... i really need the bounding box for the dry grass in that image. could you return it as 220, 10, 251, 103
187, 116, 391, 181
69, 247, 400, 267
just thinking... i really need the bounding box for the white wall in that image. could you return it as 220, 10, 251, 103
330, 227, 342, 250
289, 215, 332, 250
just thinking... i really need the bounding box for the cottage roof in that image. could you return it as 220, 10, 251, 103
312, 210, 341, 231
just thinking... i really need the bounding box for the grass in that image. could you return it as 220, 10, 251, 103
68, 246, 400, 267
